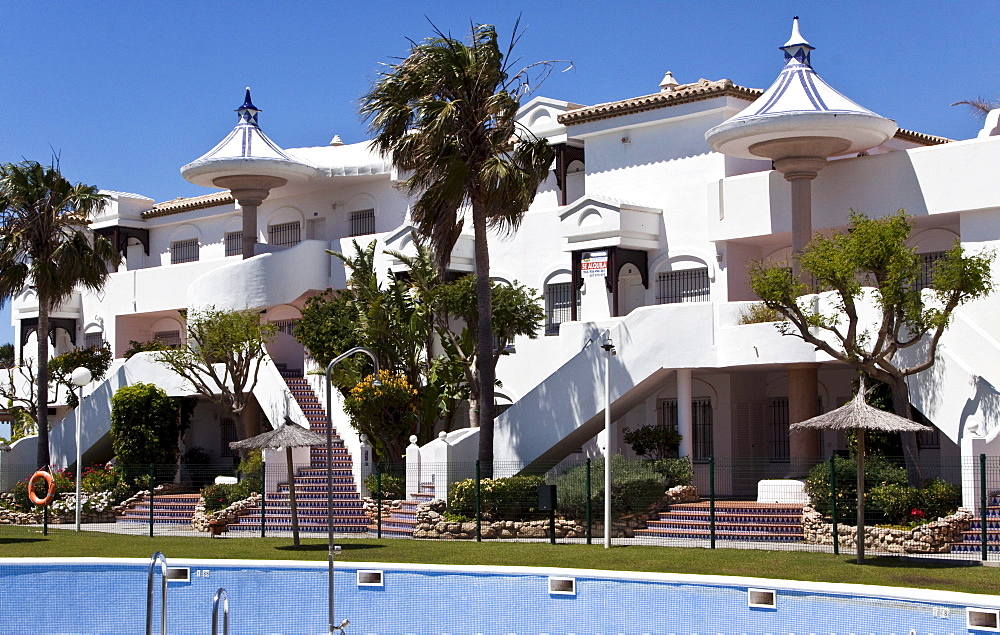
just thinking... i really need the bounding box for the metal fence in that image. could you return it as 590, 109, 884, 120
1, 455, 996, 562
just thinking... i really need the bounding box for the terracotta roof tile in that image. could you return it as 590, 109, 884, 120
143, 191, 235, 219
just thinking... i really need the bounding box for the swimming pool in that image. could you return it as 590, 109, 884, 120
1, 557, 997, 634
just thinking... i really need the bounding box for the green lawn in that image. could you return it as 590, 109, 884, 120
1, 526, 996, 596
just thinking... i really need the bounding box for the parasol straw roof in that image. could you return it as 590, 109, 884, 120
789, 380, 930, 433
229, 416, 326, 451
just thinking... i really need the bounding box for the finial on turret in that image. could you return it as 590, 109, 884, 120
236, 87, 261, 126
780, 16, 814, 67
329, 134, 344, 146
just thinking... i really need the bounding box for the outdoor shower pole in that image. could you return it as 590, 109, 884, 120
325, 347, 379, 635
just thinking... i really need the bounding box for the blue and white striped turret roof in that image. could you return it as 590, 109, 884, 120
705, 18, 897, 160
181, 88, 316, 188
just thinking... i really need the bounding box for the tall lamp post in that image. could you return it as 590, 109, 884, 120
325, 347, 379, 635
70, 366, 92, 532
600, 331, 615, 549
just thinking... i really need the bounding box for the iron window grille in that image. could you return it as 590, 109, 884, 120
224, 231, 243, 257
220, 418, 238, 457
84, 332, 104, 349
770, 397, 791, 461
349, 209, 376, 237
914, 251, 946, 291
545, 282, 581, 335
153, 330, 181, 349
656, 268, 710, 304
271, 319, 298, 336
170, 239, 199, 264
267, 221, 301, 247
657, 398, 714, 460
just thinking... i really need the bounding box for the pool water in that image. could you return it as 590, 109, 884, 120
0, 557, 995, 634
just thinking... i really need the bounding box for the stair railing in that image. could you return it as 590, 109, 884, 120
146, 551, 168, 635
212, 588, 229, 635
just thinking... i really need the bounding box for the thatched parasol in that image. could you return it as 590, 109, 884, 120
230, 416, 326, 547
790, 377, 930, 563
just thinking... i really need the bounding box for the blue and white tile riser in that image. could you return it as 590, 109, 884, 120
1, 558, 998, 634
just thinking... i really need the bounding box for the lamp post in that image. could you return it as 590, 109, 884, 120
600, 331, 615, 549
70, 366, 92, 531
325, 347, 379, 635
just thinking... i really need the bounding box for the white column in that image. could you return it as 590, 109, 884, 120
677, 369, 693, 458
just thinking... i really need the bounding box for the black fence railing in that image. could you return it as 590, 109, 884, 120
0, 455, 995, 561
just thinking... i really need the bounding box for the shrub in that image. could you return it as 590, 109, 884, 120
123, 339, 170, 359
364, 473, 405, 500
623, 425, 682, 459
80, 464, 131, 504
553, 455, 672, 521
869, 478, 961, 526
12, 469, 75, 512
110, 383, 179, 485
181, 446, 214, 488
448, 474, 545, 520
805, 455, 910, 522
737, 303, 786, 325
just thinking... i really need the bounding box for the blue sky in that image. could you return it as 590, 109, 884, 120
1, 1, 998, 345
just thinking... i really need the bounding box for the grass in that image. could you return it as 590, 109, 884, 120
2, 526, 997, 596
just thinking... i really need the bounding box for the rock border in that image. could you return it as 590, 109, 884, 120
801, 504, 972, 553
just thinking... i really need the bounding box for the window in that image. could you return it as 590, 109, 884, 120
267, 221, 301, 247
915, 251, 946, 291
220, 418, 238, 457
657, 398, 713, 460
657, 268, 710, 304
349, 209, 375, 237
770, 397, 790, 461
271, 319, 298, 336
84, 332, 104, 349
545, 282, 580, 335
154, 330, 181, 349
170, 239, 199, 264
225, 231, 243, 257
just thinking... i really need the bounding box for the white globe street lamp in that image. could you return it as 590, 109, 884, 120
70, 366, 92, 531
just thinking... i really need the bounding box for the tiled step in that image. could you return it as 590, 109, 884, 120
116, 493, 202, 525
635, 501, 804, 542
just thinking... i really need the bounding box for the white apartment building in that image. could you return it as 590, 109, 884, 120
5, 20, 1000, 503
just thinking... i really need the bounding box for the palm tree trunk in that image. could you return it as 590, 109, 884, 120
472, 200, 495, 478
35, 306, 50, 468
889, 376, 923, 487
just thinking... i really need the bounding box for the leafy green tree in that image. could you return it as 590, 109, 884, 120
0, 343, 13, 369
623, 424, 683, 460
361, 23, 555, 471
749, 211, 993, 483
48, 343, 113, 408
110, 382, 179, 484
155, 307, 276, 444
0, 160, 117, 468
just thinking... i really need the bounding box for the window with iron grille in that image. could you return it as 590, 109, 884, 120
170, 239, 199, 264
914, 251, 946, 291
84, 332, 104, 349
657, 398, 713, 460
225, 231, 243, 257
545, 282, 580, 335
220, 418, 238, 457
770, 397, 790, 461
153, 330, 181, 349
349, 209, 376, 237
271, 319, 298, 336
656, 268, 710, 304
267, 221, 301, 247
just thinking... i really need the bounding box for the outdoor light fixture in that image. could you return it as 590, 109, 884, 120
325, 348, 378, 634
70, 366, 92, 531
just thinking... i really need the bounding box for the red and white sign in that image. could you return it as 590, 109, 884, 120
580, 252, 608, 278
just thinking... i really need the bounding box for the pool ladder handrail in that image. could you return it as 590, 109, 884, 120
212, 588, 229, 635
146, 551, 168, 635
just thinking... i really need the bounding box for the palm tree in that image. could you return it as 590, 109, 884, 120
0, 161, 117, 468
951, 97, 999, 120
361, 23, 555, 472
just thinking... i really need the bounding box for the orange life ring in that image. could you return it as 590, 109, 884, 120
27, 470, 55, 506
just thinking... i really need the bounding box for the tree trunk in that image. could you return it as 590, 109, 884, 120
285, 445, 300, 547
471, 200, 495, 478
889, 376, 923, 487
35, 305, 50, 469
